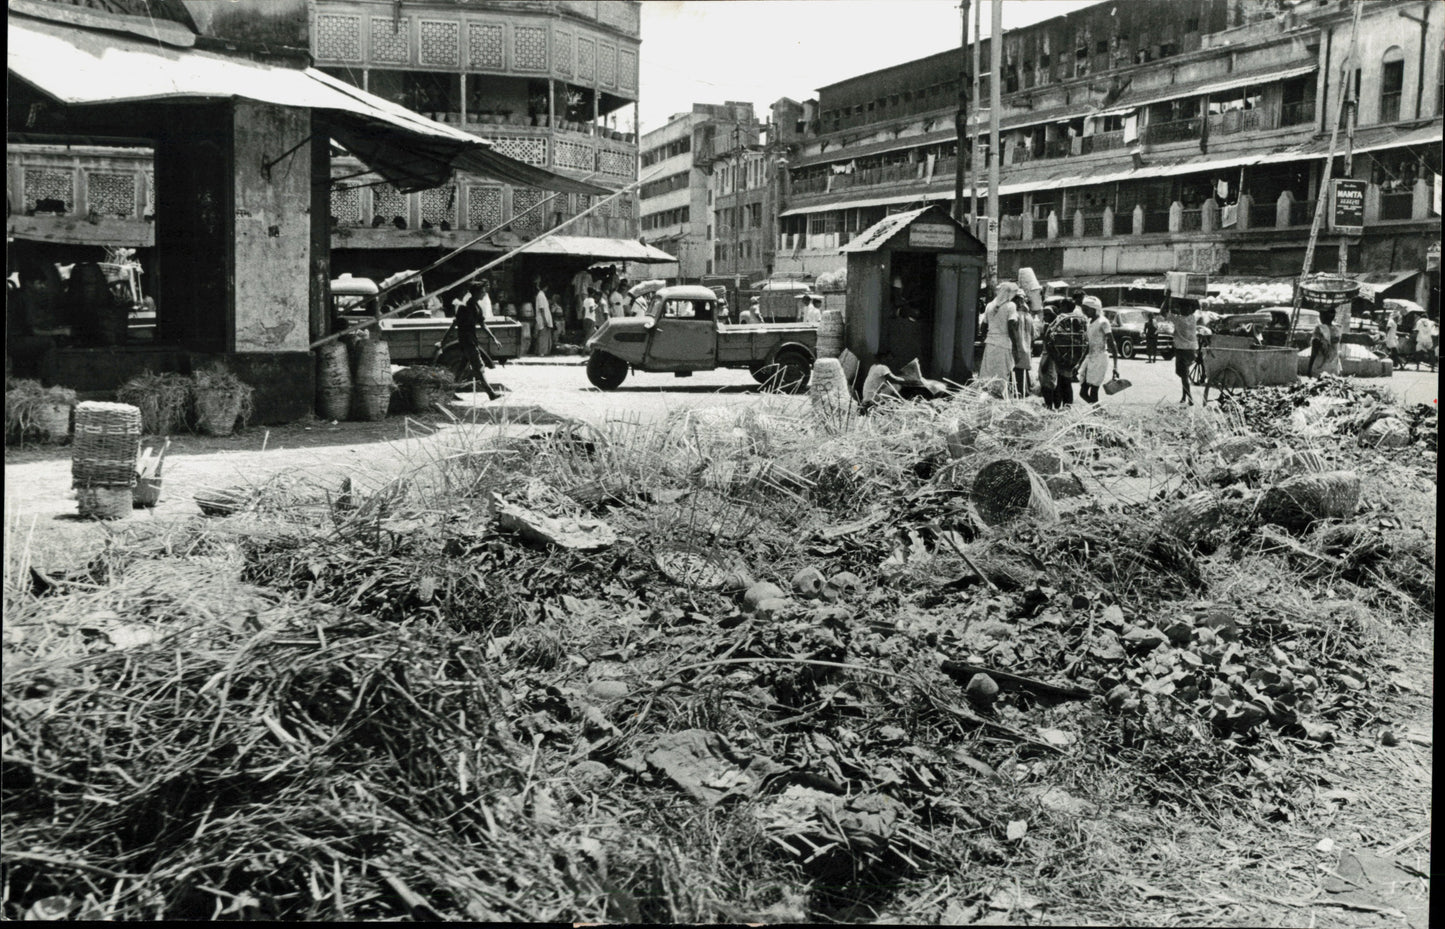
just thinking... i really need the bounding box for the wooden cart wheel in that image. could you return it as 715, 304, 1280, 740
1212, 366, 1247, 404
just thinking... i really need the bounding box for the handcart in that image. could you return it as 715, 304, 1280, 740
1201, 335, 1299, 403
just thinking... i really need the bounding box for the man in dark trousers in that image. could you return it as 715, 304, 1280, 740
452, 288, 503, 401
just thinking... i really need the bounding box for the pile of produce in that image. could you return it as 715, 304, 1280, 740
1200, 281, 1294, 309
3, 382, 1433, 922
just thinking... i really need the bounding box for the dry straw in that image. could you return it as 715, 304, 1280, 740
116, 371, 192, 435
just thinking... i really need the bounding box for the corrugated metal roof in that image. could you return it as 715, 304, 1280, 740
8, 12, 608, 196
839, 208, 935, 253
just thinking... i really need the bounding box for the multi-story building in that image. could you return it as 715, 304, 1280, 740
637, 102, 758, 280
774, 0, 1442, 313
704, 131, 782, 291
8, 0, 651, 315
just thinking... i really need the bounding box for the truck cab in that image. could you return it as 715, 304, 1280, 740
585, 284, 817, 391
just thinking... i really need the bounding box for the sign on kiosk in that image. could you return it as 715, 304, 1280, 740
1329, 179, 1366, 234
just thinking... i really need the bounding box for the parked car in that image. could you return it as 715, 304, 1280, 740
1103, 306, 1174, 359
584, 284, 817, 391
1213, 309, 1320, 350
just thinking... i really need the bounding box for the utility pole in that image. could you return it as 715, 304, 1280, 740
1292, 0, 1362, 333
732, 123, 743, 315
987, 0, 1001, 287
971, 0, 982, 223
1335, 7, 1360, 338
954, 0, 969, 221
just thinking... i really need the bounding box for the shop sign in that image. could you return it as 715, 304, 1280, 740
909, 223, 955, 249
1329, 179, 1366, 234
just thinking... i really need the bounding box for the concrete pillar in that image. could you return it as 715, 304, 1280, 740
1276, 191, 1293, 228
1361, 183, 1381, 222
1412, 177, 1430, 219
1133, 204, 1145, 235
1236, 192, 1252, 230
1046, 210, 1059, 239
1073, 209, 1085, 238
1168, 201, 1183, 233
1102, 205, 1114, 237
1201, 199, 1218, 233
1022, 213, 1034, 241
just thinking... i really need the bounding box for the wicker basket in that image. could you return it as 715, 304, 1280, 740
351, 384, 391, 422
194, 388, 244, 436
77, 484, 133, 520
316, 342, 352, 421
72, 402, 141, 486
33, 402, 73, 443
817, 309, 845, 358
403, 382, 450, 414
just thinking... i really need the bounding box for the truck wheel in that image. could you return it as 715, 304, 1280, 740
760, 351, 811, 394
587, 351, 628, 390
749, 363, 771, 384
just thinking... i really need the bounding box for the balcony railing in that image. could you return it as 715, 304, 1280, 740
1083, 130, 1125, 154
1143, 116, 1202, 145
1250, 203, 1278, 227
1042, 138, 1073, 159
1287, 200, 1315, 226
1143, 210, 1171, 234
1207, 108, 1270, 135
1031, 217, 1050, 238
1114, 211, 1134, 235
1379, 191, 1413, 220
1081, 213, 1106, 237
1178, 208, 1203, 232
1280, 99, 1315, 127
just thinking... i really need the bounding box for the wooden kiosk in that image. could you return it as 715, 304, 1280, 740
839, 205, 985, 383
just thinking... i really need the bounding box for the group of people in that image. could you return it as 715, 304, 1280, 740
979, 285, 1208, 407
1381, 309, 1438, 371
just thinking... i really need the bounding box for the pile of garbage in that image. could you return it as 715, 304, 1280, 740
2, 383, 1434, 922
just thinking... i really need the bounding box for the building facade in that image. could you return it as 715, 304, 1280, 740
637, 101, 758, 280
773, 0, 1441, 312
8, 0, 646, 294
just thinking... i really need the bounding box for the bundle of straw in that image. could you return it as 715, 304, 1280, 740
116, 371, 192, 435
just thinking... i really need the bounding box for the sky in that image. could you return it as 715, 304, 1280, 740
635, 0, 1100, 134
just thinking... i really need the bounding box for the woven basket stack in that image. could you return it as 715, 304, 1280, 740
350, 339, 393, 422
316, 342, 353, 421
817, 309, 845, 358
72, 401, 142, 520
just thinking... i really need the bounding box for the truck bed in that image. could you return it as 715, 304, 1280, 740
339, 315, 523, 362
715, 322, 817, 367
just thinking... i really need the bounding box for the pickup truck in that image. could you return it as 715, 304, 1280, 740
584, 284, 817, 391
331, 274, 523, 377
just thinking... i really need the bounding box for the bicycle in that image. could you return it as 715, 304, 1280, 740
1188, 330, 1210, 386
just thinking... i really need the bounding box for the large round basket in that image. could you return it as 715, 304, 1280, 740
404, 382, 450, 414
316, 342, 352, 421
72, 401, 141, 486
351, 340, 392, 386
351, 384, 392, 422
817, 309, 845, 358
194, 388, 244, 436
77, 484, 133, 520
33, 402, 73, 444
1299, 274, 1360, 310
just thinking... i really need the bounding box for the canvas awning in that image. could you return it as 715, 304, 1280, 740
1354, 270, 1419, 298
780, 191, 950, 218
7, 10, 608, 195
1109, 63, 1317, 112
522, 235, 676, 263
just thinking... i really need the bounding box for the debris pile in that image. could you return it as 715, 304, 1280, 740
3, 380, 1434, 922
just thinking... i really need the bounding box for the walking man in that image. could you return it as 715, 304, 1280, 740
1077, 295, 1117, 404
979, 281, 1022, 396
1144, 312, 1159, 363
1167, 297, 1200, 405
453, 288, 502, 401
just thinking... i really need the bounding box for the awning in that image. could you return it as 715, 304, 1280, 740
8, 11, 607, 196
780, 190, 950, 217
1355, 270, 1419, 298
522, 235, 676, 263
1110, 62, 1317, 112
1331, 122, 1442, 156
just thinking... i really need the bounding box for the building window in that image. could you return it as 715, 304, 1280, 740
1380, 48, 1405, 124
